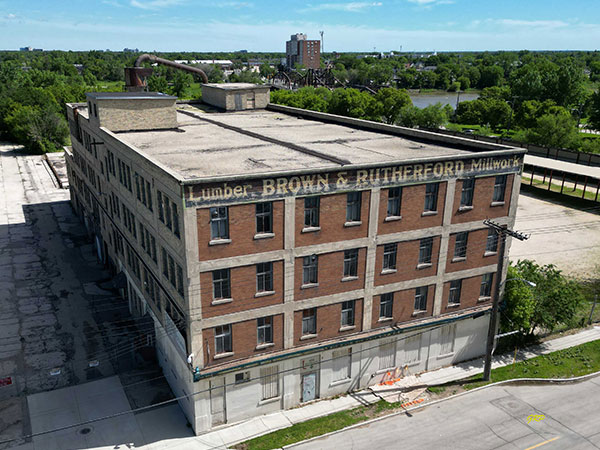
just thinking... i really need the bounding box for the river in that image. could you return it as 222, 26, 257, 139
409, 91, 480, 110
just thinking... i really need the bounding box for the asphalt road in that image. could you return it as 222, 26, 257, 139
292, 376, 600, 450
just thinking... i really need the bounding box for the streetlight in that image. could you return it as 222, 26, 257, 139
483, 277, 535, 377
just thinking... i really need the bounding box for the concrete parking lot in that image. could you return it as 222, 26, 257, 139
511, 189, 600, 278
0, 144, 172, 449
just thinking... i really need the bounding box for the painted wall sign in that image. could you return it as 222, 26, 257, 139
0, 376, 12, 388
185, 155, 523, 207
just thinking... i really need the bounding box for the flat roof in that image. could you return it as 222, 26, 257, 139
86, 92, 177, 100
112, 104, 522, 182
201, 83, 268, 91
524, 155, 600, 179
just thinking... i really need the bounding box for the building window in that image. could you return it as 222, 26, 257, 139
419, 238, 433, 265
256, 262, 273, 293
449, 280, 462, 305
379, 292, 393, 319
161, 247, 168, 278
304, 196, 320, 228
379, 341, 396, 370
302, 255, 318, 285
493, 175, 507, 202
343, 249, 359, 278
454, 232, 468, 259
346, 191, 362, 222
261, 365, 279, 400
210, 207, 229, 240
414, 286, 428, 312
460, 178, 475, 207
302, 308, 316, 335
176, 264, 184, 296
340, 301, 355, 327
172, 201, 180, 238
480, 273, 493, 298
486, 229, 498, 253
332, 348, 351, 382
424, 183, 439, 212
215, 325, 232, 355
387, 187, 402, 217
157, 191, 164, 222
256, 202, 273, 234
212, 269, 231, 300
440, 323, 456, 355
383, 243, 397, 271
257, 316, 273, 345
235, 372, 250, 384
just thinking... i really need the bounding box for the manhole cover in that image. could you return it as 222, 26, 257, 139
79, 427, 92, 435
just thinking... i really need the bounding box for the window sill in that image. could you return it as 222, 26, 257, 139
300, 334, 317, 341
384, 215, 402, 222
339, 325, 356, 332
254, 233, 274, 240
478, 296, 492, 302
209, 239, 231, 246
255, 290, 275, 298
302, 226, 321, 233
421, 211, 438, 217
301, 283, 319, 290
381, 268, 397, 275
256, 342, 275, 350
490, 201, 505, 207
458, 205, 473, 212
451, 257, 466, 263
258, 396, 281, 406
378, 317, 393, 323
330, 378, 352, 387
446, 303, 460, 308
416, 263, 432, 270
412, 310, 427, 317
484, 251, 498, 257
213, 352, 234, 360
344, 221, 362, 228
211, 298, 233, 305
341, 276, 359, 282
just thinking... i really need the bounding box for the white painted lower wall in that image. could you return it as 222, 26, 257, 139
190, 314, 489, 434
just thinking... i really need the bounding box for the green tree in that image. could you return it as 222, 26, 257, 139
327, 88, 378, 120
502, 260, 584, 337
147, 75, 169, 93
525, 108, 578, 148
373, 87, 412, 124
588, 91, 600, 131
478, 65, 504, 88
170, 71, 193, 98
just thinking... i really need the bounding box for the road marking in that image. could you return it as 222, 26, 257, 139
524, 436, 560, 450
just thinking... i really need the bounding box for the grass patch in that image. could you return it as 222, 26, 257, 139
238, 339, 600, 449
522, 176, 600, 202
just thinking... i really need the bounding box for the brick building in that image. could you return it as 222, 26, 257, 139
286, 33, 321, 70
64, 85, 524, 434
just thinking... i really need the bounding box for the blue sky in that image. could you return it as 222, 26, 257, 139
1, 0, 600, 52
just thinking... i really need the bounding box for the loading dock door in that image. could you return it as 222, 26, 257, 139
302, 372, 317, 402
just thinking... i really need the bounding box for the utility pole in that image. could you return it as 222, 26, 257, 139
483, 219, 529, 381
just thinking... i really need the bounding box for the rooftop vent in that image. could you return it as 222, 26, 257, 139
85, 92, 177, 132
201, 83, 270, 111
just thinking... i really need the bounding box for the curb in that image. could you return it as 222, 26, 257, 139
282, 370, 600, 449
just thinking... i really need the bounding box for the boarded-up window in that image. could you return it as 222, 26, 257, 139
379, 341, 396, 370
404, 334, 421, 364
261, 365, 279, 400
332, 348, 352, 382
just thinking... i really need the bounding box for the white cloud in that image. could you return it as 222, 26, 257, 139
496, 19, 569, 29
102, 0, 124, 7
5, 13, 17, 19
130, 0, 185, 10
407, 0, 454, 7
300, 2, 383, 13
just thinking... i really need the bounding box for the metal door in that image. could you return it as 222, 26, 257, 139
302, 372, 317, 402
234, 94, 242, 110
210, 377, 226, 426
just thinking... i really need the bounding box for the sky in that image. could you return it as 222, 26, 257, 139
1, 0, 600, 52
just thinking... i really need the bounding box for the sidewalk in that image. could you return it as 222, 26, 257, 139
186, 326, 600, 450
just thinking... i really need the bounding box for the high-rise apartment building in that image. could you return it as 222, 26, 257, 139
286, 33, 321, 70
64, 83, 524, 434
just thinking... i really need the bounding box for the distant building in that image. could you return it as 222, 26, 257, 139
285, 33, 320, 70
123, 48, 140, 53
19, 46, 32, 52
